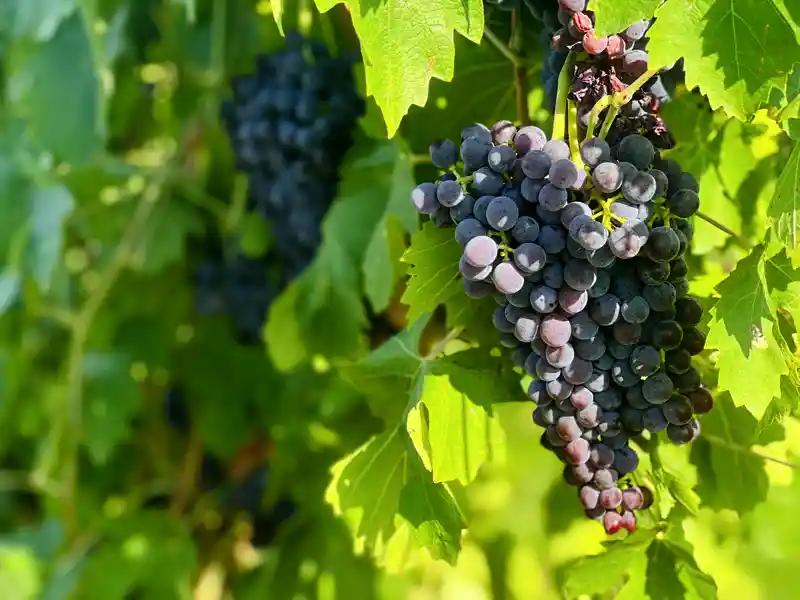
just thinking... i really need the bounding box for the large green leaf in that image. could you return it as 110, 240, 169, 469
8, 14, 104, 163
561, 532, 654, 597
266, 139, 414, 370
11, 0, 76, 42
649, 0, 800, 121
314, 0, 484, 136
660, 92, 773, 252
414, 360, 508, 485
78, 511, 196, 599
706, 246, 789, 418
693, 395, 769, 514
768, 140, 800, 247
590, 0, 662, 36
401, 223, 463, 324
355, 141, 417, 313
82, 353, 140, 465
325, 426, 466, 564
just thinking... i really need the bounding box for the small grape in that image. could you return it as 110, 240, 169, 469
599, 487, 623, 509
549, 159, 580, 189
542, 139, 570, 162
687, 387, 714, 414
512, 243, 546, 274
486, 196, 520, 231
487, 145, 517, 174
459, 255, 492, 281
617, 134, 655, 171
514, 126, 548, 154
493, 262, 526, 294
579, 140, 610, 171
511, 216, 541, 243
429, 139, 458, 169
591, 162, 623, 193
539, 183, 569, 211
541, 313, 572, 347
514, 315, 541, 343
491, 120, 517, 145
579, 485, 601, 510
590, 294, 621, 326
463, 235, 498, 267
643, 406, 667, 432
410, 182, 439, 214
667, 419, 701, 444
668, 189, 700, 218
681, 327, 707, 355
455, 218, 486, 246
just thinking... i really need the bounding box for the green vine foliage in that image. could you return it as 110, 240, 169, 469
0, 0, 798, 598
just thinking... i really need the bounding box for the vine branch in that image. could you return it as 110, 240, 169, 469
170, 432, 205, 518
552, 54, 574, 141
695, 211, 752, 249
704, 434, 800, 470
483, 26, 520, 67
61, 175, 166, 541
424, 327, 464, 361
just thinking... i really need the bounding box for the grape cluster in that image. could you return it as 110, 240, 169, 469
193, 252, 282, 345
528, 0, 680, 147
411, 120, 714, 534
217, 31, 363, 338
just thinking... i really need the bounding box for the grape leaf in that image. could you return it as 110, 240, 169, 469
11, 0, 76, 42
662, 527, 719, 600
401, 223, 462, 324
661, 93, 762, 253
706, 246, 788, 418
355, 141, 417, 313
269, 0, 284, 34
693, 395, 769, 514
413, 368, 506, 485
738, 457, 800, 598
590, 0, 662, 37
24, 184, 74, 291
268, 140, 418, 370
313, 0, 484, 137
768, 140, 800, 247
79, 511, 196, 600
398, 458, 465, 564
8, 14, 103, 163
82, 354, 140, 465
646, 539, 686, 600
339, 314, 430, 423
175, 322, 282, 458
129, 200, 204, 273
561, 532, 654, 597
649, 0, 800, 121
325, 426, 464, 564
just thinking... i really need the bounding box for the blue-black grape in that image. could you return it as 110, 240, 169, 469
429, 139, 458, 169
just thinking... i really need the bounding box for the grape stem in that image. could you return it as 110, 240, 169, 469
584, 96, 611, 141
695, 210, 752, 249
598, 67, 661, 139
567, 100, 586, 171
510, 9, 530, 125
169, 432, 204, 518
424, 327, 465, 361
483, 26, 521, 67
409, 153, 433, 166
551, 54, 574, 141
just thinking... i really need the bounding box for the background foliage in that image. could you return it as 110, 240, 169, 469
0, 0, 798, 599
